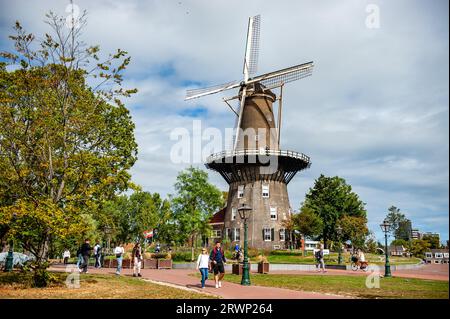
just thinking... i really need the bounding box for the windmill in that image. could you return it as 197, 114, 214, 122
186, 14, 314, 151
185, 15, 313, 249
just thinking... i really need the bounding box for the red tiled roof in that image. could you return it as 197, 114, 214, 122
209, 207, 226, 224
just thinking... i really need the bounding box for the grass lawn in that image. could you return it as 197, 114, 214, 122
248, 251, 422, 266
0, 271, 216, 299
221, 273, 449, 299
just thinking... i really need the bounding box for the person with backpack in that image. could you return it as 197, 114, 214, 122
315, 244, 326, 273
209, 241, 227, 288
114, 243, 125, 275
79, 239, 92, 274
132, 242, 142, 277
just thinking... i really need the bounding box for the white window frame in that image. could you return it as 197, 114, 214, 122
211, 230, 221, 238
435, 253, 443, 259
279, 228, 285, 241
270, 207, 277, 220
444, 253, 449, 258
234, 228, 240, 241
263, 227, 271, 241
425, 252, 432, 258
231, 208, 237, 221
262, 184, 270, 198
237, 185, 244, 198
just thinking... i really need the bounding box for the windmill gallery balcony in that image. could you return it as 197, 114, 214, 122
205, 149, 311, 184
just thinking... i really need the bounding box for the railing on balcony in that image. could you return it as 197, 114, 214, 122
206, 149, 310, 164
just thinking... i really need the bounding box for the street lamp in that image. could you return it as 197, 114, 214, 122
238, 204, 252, 286
4, 213, 17, 272
336, 225, 343, 265
380, 219, 392, 277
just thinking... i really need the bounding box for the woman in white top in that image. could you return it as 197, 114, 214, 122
196, 248, 210, 288
63, 249, 70, 265
358, 249, 366, 262
114, 243, 125, 275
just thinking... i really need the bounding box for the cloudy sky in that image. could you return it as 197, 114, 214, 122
1, 0, 448, 243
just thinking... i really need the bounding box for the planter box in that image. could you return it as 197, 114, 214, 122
143, 259, 158, 269
257, 262, 269, 274
157, 259, 172, 269
232, 262, 251, 275
103, 259, 111, 268
121, 259, 132, 269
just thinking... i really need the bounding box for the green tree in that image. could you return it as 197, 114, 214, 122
294, 206, 324, 240
390, 239, 409, 247
364, 231, 378, 254
410, 239, 431, 257
422, 234, 440, 249
336, 215, 369, 249
396, 219, 412, 241
384, 206, 407, 237
171, 167, 224, 260
0, 12, 137, 285
301, 174, 367, 248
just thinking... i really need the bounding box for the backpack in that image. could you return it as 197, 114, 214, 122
315, 250, 321, 259
210, 247, 225, 263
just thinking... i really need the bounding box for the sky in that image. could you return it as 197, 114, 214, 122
1, 0, 448, 244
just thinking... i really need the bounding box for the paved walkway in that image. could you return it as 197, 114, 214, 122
50, 263, 447, 299
51, 266, 348, 299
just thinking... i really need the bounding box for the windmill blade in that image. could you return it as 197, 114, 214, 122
248, 61, 314, 87
185, 80, 241, 100
243, 14, 261, 79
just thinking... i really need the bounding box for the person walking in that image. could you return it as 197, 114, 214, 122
79, 239, 92, 273
114, 243, 125, 275
76, 245, 83, 269
94, 242, 102, 268
132, 242, 142, 277
315, 244, 326, 273
63, 249, 70, 265
209, 241, 227, 288
196, 248, 210, 289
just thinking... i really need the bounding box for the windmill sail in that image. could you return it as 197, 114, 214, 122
185, 80, 240, 100
245, 14, 260, 76
248, 62, 314, 88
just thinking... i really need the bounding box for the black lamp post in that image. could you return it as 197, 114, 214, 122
4, 213, 17, 272
380, 219, 392, 277
336, 225, 343, 265
238, 204, 252, 286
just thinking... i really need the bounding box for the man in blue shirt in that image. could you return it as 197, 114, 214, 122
209, 241, 227, 288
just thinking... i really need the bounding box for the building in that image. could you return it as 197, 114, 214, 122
424, 249, 449, 264
205, 84, 310, 250
390, 245, 409, 257
207, 207, 226, 247
411, 229, 421, 240
302, 239, 319, 252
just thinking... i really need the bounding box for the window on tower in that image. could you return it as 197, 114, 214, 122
231, 207, 237, 221
262, 184, 270, 198
279, 228, 286, 241
270, 207, 277, 220
233, 228, 240, 241
263, 227, 271, 241
237, 185, 244, 198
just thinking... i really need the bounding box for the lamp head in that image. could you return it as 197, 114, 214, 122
238, 204, 252, 220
